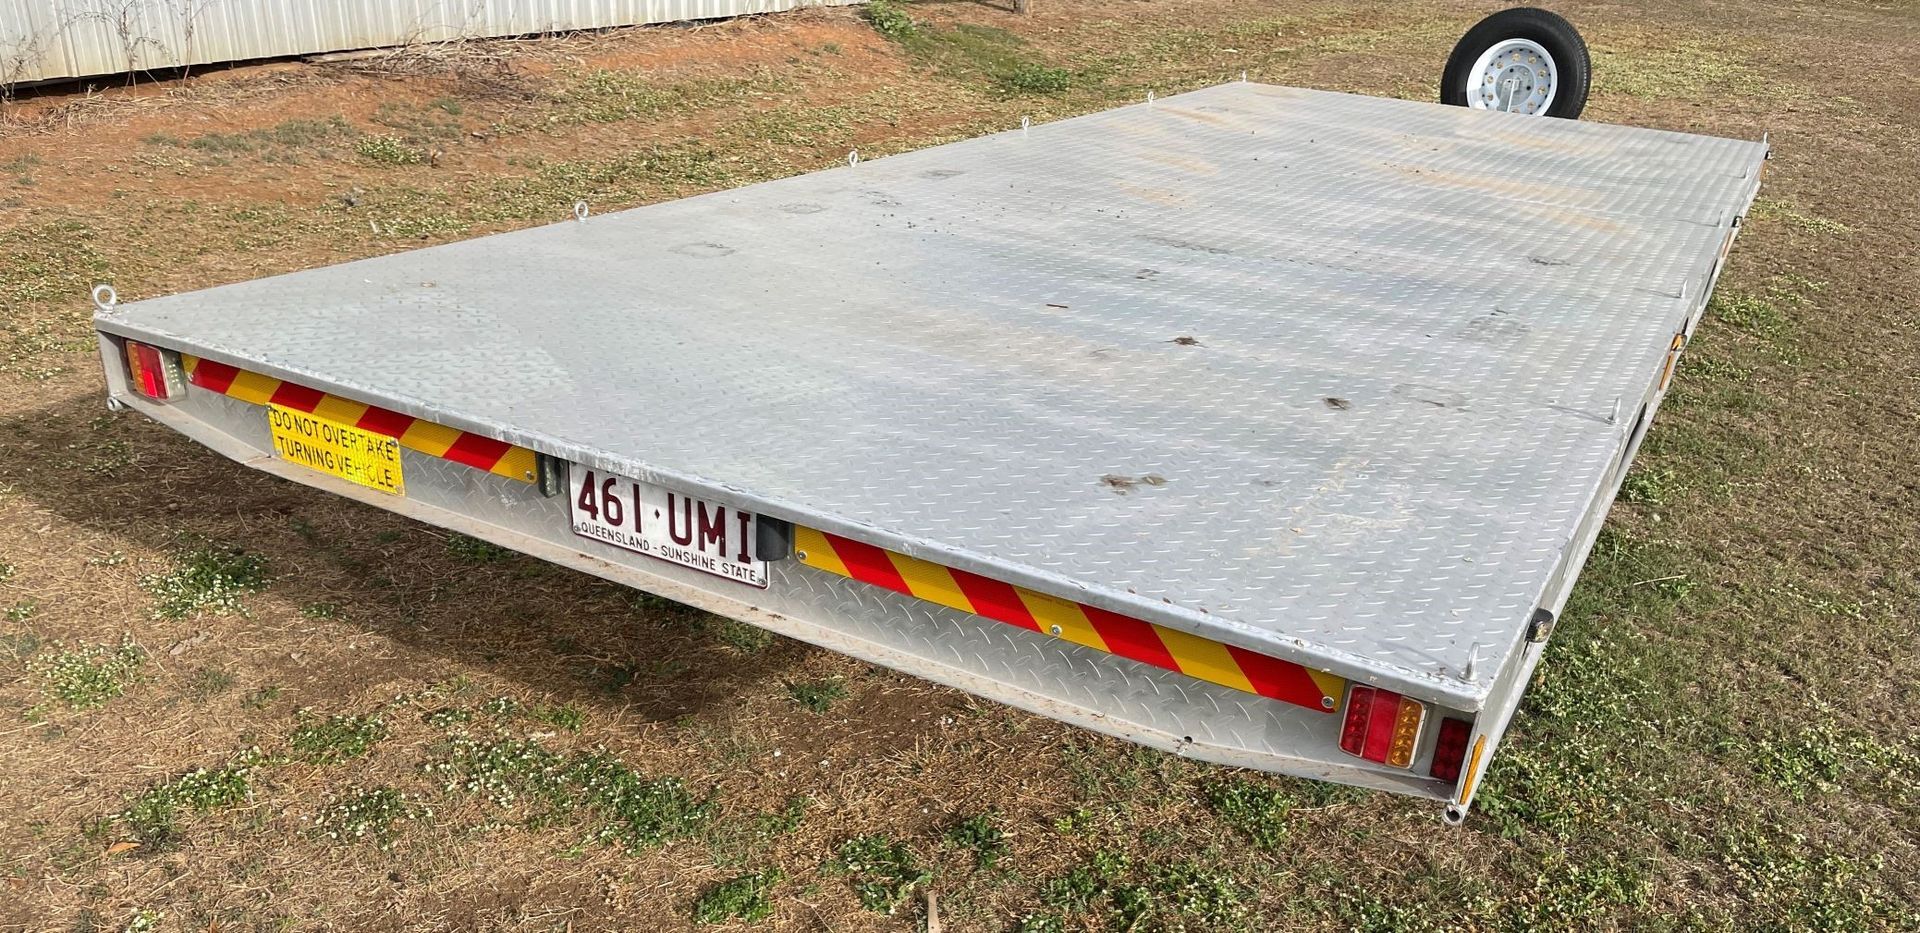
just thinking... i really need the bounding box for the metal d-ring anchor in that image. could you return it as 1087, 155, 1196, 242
91, 284, 118, 312
573, 200, 590, 222
847, 149, 860, 168
1021, 115, 1031, 136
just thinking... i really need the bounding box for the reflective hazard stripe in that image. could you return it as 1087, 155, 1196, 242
182, 355, 538, 484
794, 527, 1344, 713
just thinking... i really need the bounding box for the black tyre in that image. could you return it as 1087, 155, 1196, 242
1440, 7, 1590, 119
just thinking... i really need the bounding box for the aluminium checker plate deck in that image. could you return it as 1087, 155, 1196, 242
93, 82, 1768, 716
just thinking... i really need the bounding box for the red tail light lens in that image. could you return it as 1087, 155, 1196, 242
1429, 717, 1473, 784
124, 340, 184, 401
1337, 685, 1427, 769
1338, 686, 1376, 755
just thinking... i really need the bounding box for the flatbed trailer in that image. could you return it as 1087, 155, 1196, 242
93, 82, 1767, 821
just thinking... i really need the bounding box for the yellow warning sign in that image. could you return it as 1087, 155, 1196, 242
266, 404, 405, 496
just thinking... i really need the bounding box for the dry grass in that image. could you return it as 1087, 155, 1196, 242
2, 0, 1918, 930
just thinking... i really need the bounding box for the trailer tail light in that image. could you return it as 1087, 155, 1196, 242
1429, 716, 1473, 784
124, 340, 184, 401
1338, 685, 1426, 769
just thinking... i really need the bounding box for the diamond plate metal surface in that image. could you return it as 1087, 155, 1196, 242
156, 386, 1446, 797
97, 83, 1767, 707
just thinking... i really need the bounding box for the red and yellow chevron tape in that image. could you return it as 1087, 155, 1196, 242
794, 528, 1345, 713
182, 356, 538, 483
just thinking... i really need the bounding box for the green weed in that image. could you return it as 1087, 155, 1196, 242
1774, 583, 1867, 621
1137, 860, 1252, 929
829, 835, 930, 914
5, 599, 34, 622
693, 868, 782, 924
480, 695, 523, 718
32, 637, 145, 712
535, 704, 584, 731
1202, 779, 1293, 850
786, 677, 847, 713
1038, 852, 1249, 930
1324, 885, 1440, 932
431, 737, 711, 851
475, 696, 582, 730
1751, 198, 1851, 236
1053, 807, 1094, 835
943, 813, 1007, 869
1678, 352, 1752, 386
1711, 291, 1788, 336
716, 617, 773, 653
864, 0, 918, 42
1743, 723, 1901, 802
1719, 830, 1903, 930
868, 10, 1079, 99
1502, 851, 1652, 926
1770, 273, 1828, 295
119, 750, 263, 847
1619, 466, 1679, 506
80, 437, 136, 475
757, 795, 808, 837
312, 786, 418, 850
142, 544, 270, 620
289, 712, 389, 764
122, 908, 162, 933
356, 134, 428, 166
424, 706, 473, 729
1040, 852, 1122, 912
998, 64, 1073, 95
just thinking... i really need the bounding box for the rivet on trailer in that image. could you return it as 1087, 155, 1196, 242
91, 9, 1767, 822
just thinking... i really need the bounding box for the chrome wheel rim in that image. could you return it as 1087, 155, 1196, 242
1466, 38, 1557, 114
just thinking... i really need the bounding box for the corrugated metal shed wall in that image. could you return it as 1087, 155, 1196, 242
2, 0, 854, 86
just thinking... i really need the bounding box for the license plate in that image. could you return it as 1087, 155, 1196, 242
266, 404, 405, 496
568, 467, 767, 588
